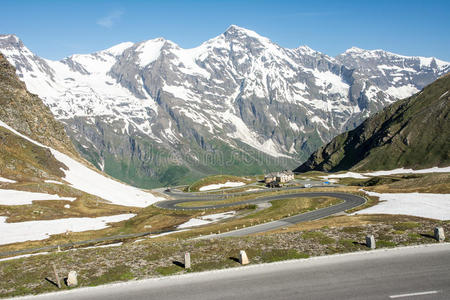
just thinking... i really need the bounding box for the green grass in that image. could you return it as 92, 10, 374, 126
259, 249, 309, 262
376, 240, 396, 248
393, 222, 420, 231
155, 265, 183, 276
89, 265, 134, 286
302, 231, 336, 244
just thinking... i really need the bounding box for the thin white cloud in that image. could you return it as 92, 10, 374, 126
97, 10, 123, 28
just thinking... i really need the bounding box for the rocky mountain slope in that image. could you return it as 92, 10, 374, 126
0, 53, 76, 157
1, 26, 449, 187
295, 74, 450, 173
0, 54, 160, 208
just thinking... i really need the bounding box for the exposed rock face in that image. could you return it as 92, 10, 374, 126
1, 27, 449, 187
0, 53, 76, 157
295, 74, 450, 173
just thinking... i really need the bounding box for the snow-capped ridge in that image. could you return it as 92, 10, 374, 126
0, 34, 20, 43
102, 42, 134, 56
342, 46, 449, 69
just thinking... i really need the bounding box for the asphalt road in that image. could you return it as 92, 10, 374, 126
156, 191, 366, 237
14, 243, 450, 300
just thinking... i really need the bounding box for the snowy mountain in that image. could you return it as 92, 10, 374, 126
1, 26, 448, 187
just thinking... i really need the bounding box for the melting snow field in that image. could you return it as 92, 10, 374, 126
363, 167, 450, 176
322, 166, 450, 180
0, 189, 76, 206
177, 211, 236, 229
321, 172, 369, 179
0, 214, 135, 245
199, 181, 245, 191
355, 191, 450, 220
0, 120, 162, 207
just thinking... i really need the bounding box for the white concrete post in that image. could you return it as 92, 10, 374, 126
184, 252, 191, 269
434, 227, 445, 242
239, 250, 249, 265
67, 271, 78, 287
366, 235, 376, 249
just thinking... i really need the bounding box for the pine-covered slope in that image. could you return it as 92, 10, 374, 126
295, 74, 450, 172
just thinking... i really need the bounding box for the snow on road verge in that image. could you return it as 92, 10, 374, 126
177, 211, 236, 229
0, 189, 76, 206
199, 181, 245, 191
355, 191, 450, 220
0, 120, 161, 207
0, 214, 135, 245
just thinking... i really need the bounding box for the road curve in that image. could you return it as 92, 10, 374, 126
155, 191, 366, 236
14, 243, 450, 300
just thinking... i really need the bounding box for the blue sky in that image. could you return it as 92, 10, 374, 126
1, 0, 449, 61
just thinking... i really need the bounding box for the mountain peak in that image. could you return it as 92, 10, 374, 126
0, 34, 23, 47
102, 41, 134, 56
223, 25, 269, 42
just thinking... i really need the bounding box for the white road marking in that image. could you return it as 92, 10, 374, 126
389, 290, 440, 298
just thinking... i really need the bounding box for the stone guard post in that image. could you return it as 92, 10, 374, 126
434, 227, 445, 242
366, 235, 376, 249
184, 252, 191, 269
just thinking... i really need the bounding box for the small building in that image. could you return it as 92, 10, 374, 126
264, 170, 295, 186
276, 170, 295, 183
264, 173, 277, 184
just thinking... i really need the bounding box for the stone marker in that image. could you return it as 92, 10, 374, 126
67, 271, 78, 287
239, 250, 249, 265
57, 246, 61, 252
366, 235, 376, 249
434, 227, 445, 242
184, 252, 191, 269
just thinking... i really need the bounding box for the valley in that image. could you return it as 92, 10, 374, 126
0, 15, 449, 299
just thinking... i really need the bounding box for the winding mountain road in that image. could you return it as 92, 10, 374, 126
155, 187, 366, 237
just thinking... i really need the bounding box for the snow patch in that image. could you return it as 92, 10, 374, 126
385, 84, 419, 99
0, 120, 162, 207
363, 166, 450, 176
177, 211, 236, 229
0, 189, 77, 206
0, 214, 135, 245
199, 181, 245, 191
44, 180, 63, 185
0, 176, 16, 183
321, 172, 369, 179
136, 38, 165, 67
83, 242, 123, 250
355, 191, 450, 220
